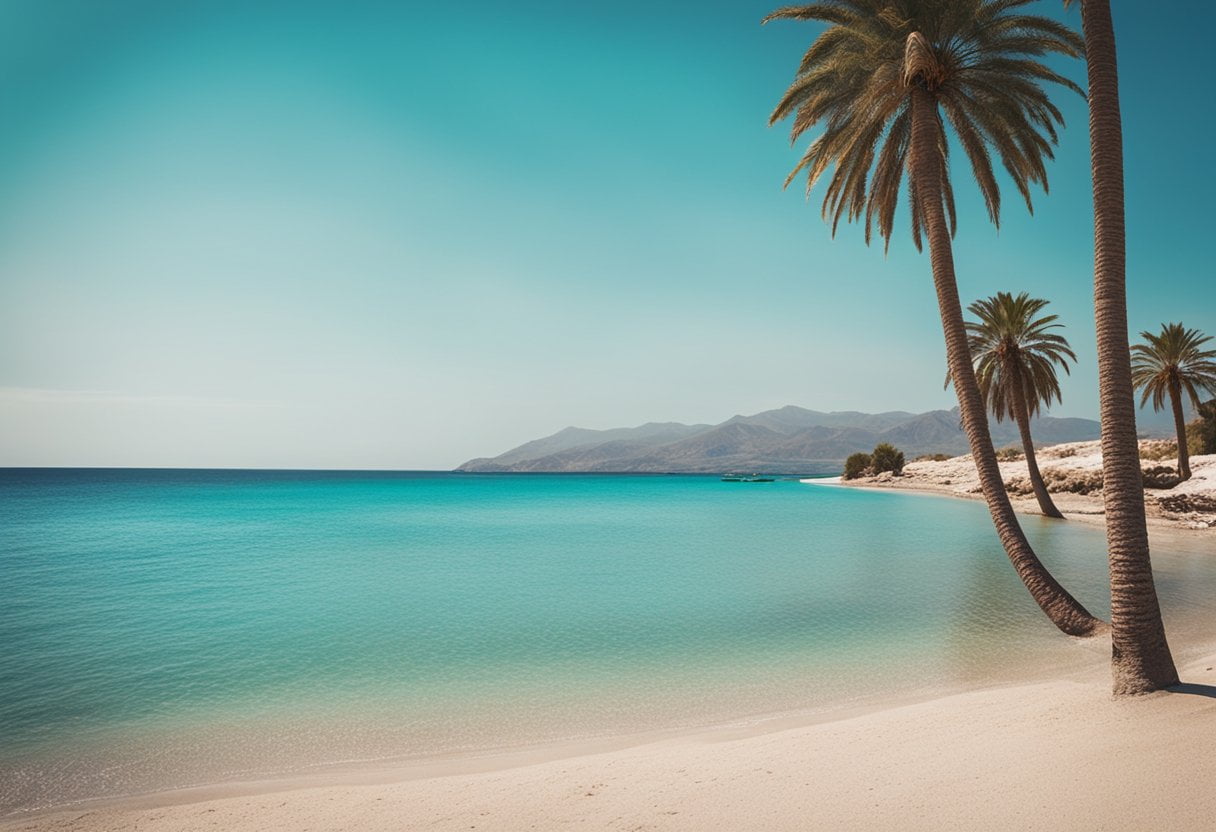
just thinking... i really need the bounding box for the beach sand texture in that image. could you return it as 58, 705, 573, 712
842, 442, 1216, 531
5, 650, 1214, 832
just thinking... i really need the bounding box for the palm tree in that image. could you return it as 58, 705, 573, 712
1131, 323, 1216, 481
765, 0, 1103, 636
947, 292, 1074, 519
1063, 0, 1178, 693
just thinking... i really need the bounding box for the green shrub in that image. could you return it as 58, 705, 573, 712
843, 453, 871, 480
1187, 399, 1216, 456
995, 446, 1023, 461
1187, 422, 1206, 457
870, 443, 905, 475
913, 453, 951, 462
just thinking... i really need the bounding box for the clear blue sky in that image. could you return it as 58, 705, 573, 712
1, 0, 1213, 468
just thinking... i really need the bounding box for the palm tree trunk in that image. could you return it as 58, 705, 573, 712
1078, 0, 1178, 693
1007, 363, 1065, 518
909, 85, 1101, 637
1169, 376, 1192, 481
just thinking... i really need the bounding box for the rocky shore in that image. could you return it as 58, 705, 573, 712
843, 440, 1216, 531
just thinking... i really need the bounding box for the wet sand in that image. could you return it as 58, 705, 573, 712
5, 648, 1214, 832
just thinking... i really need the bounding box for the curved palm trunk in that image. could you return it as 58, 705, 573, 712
1078, 0, 1178, 692
1169, 376, 1192, 480
1007, 367, 1065, 518
909, 86, 1101, 637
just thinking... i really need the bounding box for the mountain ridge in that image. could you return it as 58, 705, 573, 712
457, 405, 1106, 474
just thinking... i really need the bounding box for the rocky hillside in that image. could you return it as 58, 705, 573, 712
458, 405, 1104, 474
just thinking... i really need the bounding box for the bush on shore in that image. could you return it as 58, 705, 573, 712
843, 452, 871, 480
870, 443, 905, 475
1187, 399, 1216, 456
843, 443, 906, 479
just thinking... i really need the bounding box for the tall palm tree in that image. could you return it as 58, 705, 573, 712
765, 0, 1103, 636
1131, 323, 1216, 481
1063, 0, 1178, 693
947, 292, 1074, 519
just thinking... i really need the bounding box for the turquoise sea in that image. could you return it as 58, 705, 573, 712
1, 469, 1213, 816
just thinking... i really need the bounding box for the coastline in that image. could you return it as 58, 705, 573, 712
823, 441, 1216, 535
5, 648, 1215, 832
5, 471, 1213, 830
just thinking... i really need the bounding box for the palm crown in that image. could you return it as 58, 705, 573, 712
1130, 323, 1216, 412
765, 0, 1084, 250
948, 291, 1075, 422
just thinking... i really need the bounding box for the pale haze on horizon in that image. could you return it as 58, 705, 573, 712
2, 1, 1213, 470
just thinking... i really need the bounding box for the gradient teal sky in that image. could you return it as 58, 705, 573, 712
2, 1, 1213, 468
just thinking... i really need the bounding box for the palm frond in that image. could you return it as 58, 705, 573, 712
767, 0, 1084, 248
1131, 323, 1216, 413
946, 291, 1075, 422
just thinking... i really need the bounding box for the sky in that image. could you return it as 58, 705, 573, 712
1, 0, 1213, 469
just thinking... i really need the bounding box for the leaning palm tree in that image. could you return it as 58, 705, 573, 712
947, 292, 1074, 519
1063, 0, 1178, 693
1131, 323, 1216, 481
765, 0, 1103, 636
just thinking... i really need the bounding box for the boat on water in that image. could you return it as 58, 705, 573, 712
721, 474, 775, 482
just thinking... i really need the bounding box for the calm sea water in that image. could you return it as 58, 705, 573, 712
1, 469, 1213, 815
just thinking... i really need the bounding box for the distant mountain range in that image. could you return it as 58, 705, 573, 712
456, 405, 1104, 474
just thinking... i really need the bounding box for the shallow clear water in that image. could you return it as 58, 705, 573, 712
1, 469, 1212, 814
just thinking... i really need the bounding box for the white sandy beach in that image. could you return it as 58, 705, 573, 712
839, 441, 1216, 532
4, 648, 1214, 832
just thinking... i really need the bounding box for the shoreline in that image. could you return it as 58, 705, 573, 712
0, 684, 989, 823
5, 474, 1212, 829
0, 641, 1115, 824
819, 441, 1216, 535
5, 646, 1215, 831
